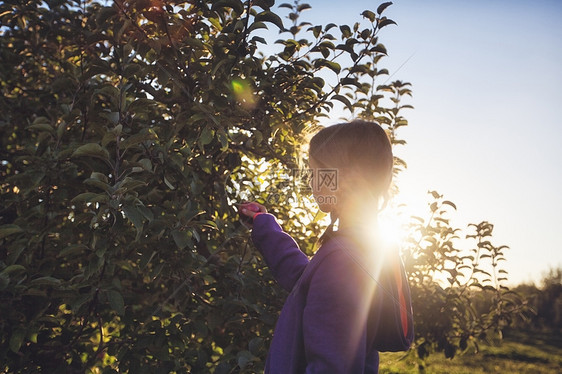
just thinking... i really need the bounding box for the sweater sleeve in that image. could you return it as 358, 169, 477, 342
251, 213, 310, 292
302, 248, 374, 373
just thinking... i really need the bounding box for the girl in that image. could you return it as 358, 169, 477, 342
239, 120, 414, 373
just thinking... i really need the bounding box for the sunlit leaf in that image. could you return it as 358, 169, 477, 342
255, 11, 285, 30
377, 2, 393, 15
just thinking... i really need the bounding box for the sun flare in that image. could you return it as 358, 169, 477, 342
378, 206, 411, 250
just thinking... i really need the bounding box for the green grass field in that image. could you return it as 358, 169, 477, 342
379, 329, 562, 373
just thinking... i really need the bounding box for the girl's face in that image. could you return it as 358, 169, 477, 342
309, 158, 339, 213
309, 158, 375, 218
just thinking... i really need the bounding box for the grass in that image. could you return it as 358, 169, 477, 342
378, 329, 562, 373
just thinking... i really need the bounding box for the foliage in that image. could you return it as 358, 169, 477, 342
379, 328, 562, 374
402, 192, 529, 363
512, 267, 562, 332
0, 0, 525, 372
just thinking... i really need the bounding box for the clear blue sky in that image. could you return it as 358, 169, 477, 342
280, 0, 562, 285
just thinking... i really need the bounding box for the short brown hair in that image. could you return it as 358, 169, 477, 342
309, 120, 393, 201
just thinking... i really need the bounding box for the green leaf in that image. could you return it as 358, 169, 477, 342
138, 158, 153, 171
0, 224, 23, 239
249, 337, 264, 356
248, 21, 268, 32
0, 273, 9, 291
310, 25, 322, 38
237, 350, 253, 369
255, 11, 285, 30
314, 59, 341, 74
9, 328, 26, 353
339, 25, 352, 38
340, 77, 360, 87
107, 290, 125, 315
216, 128, 229, 150
253, 0, 275, 9
71, 192, 108, 204
102, 125, 122, 147
333, 94, 352, 109
0, 264, 26, 276
95, 85, 120, 106
71, 143, 110, 162
208, 16, 222, 30
123, 204, 144, 240
28, 331, 38, 344
71, 293, 92, 312
377, 2, 393, 15
30, 276, 62, 287
137, 205, 154, 222
172, 230, 191, 250
211, 0, 244, 15
361, 10, 376, 22
100, 111, 120, 125
57, 244, 89, 259
371, 43, 387, 54
90, 171, 109, 183
128, 98, 156, 113
378, 17, 397, 29
84, 178, 111, 192
120, 132, 155, 149
199, 126, 214, 147
118, 177, 147, 193
27, 123, 54, 133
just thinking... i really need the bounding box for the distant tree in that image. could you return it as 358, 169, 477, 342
0, 1, 526, 372
539, 267, 562, 329
512, 267, 562, 331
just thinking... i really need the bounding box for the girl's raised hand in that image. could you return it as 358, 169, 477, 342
238, 202, 267, 227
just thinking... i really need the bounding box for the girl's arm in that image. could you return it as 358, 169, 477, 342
251, 214, 309, 292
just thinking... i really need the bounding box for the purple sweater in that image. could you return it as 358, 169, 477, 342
252, 214, 387, 374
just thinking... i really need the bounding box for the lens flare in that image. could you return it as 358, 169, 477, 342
378, 208, 409, 250
231, 78, 257, 109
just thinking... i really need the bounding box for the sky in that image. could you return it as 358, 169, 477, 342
279, 0, 562, 285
